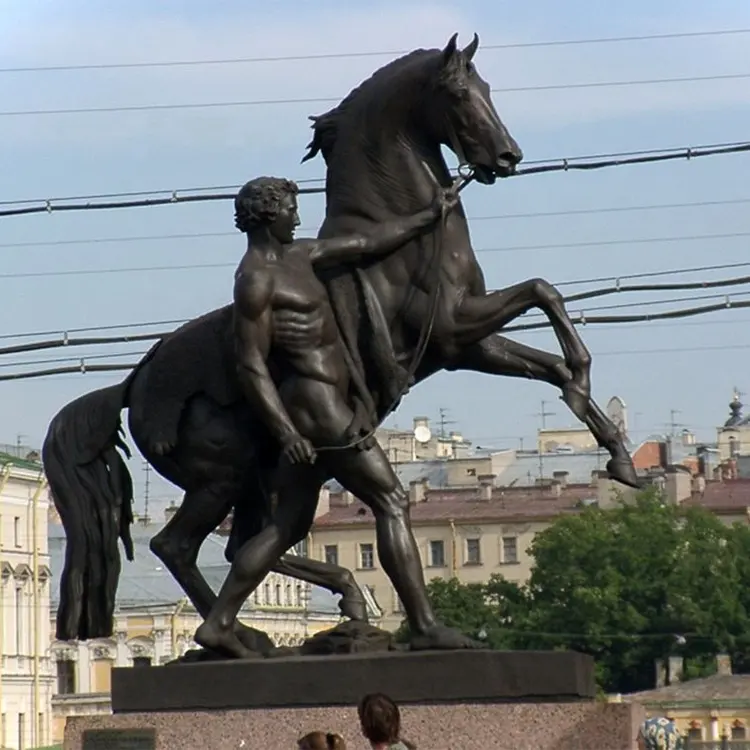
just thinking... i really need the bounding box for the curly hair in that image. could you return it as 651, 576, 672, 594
234, 176, 299, 233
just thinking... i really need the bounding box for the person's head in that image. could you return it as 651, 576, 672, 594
637, 717, 681, 750
234, 176, 300, 244
297, 731, 346, 750
358, 693, 401, 746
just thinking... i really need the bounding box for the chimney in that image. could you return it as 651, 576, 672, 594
716, 653, 732, 676
553, 470, 569, 488
477, 474, 495, 501
330, 490, 356, 507
668, 655, 683, 684
314, 486, 331, 519
409, 479, 426, 504
665, 465, 692, 504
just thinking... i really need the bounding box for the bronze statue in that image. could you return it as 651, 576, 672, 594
43, 33, 638, 657
193, 177, 461, 657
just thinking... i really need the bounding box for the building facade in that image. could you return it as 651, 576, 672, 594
0, 452, 55, 750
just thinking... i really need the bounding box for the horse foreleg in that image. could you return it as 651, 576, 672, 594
446, 279, 591, 420
273, 555, 369, 623
453, 334, 638, 488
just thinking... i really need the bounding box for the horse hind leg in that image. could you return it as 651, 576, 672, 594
273, 554, 369, 623
149, 484, 275, 654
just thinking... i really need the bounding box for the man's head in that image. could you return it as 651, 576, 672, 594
358, 693, 400, 746
234, 176, 300, 244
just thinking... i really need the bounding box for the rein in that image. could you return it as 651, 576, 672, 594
317, 152, 474, 454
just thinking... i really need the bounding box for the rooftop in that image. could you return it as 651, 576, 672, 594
627, 673, 750, 705
314, 484, 596, 527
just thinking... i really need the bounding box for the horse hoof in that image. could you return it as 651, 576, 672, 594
606, 457, 640, 489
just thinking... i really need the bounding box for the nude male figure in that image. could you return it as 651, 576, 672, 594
194, 176, 478, 657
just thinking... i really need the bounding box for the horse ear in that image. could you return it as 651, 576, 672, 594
462, 33, 479, 61
441, 33, 459, 67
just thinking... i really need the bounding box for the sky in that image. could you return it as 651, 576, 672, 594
2, 0, 750, 510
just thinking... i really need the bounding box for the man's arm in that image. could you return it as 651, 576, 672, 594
233, 271, 300, 445
308, 188, 457, 268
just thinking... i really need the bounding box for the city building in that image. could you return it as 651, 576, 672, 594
0, 449, 55, 750
621, 655, 750, 742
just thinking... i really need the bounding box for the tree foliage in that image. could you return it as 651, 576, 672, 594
398, 488, 750, 693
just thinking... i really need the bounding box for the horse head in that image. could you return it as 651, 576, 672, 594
425, 33, 523, 184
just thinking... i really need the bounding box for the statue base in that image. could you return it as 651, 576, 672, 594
111, 649, 595, 712
65, 701, 645, 750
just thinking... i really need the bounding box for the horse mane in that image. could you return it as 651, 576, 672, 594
301, 48, 437, 165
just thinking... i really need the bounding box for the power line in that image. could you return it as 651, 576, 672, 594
3, 261, 750, 346
4, 228, 750, 281
4, 28, 749, 74
2, 73, 750, 119
4, 140, 749, 219
3, 139, 748, 214
3, 340, 749, 384
5, 195, 750, 251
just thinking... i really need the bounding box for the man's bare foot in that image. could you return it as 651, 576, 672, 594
195, 620, 264, 659
410, 625, 485, 651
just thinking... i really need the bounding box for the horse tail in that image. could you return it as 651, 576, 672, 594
42, 381, 134, 641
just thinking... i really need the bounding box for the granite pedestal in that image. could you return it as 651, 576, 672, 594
64, 651, 645, 750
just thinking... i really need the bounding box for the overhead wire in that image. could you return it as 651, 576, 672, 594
3, 140, 749, 218
3, 28, 749, 74
4, 195, 750, 251
2, 73, 750, 119
4, 228, 750, 281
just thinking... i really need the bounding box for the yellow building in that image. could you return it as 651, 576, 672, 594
0, 451, 55, 750
48, 514, 353, 744
311, 465, 750, 631
622, 656, 750, 743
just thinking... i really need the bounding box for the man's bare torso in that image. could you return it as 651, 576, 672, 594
235, 242, 348, 390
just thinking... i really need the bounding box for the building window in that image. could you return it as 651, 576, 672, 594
132, 656, 152, 668
18, 714, 24, 750
15, 588, 23, 654
687, 728, 702, 741
732, 726, 747, 740
13, 517, 20, 548
324, 544, 339, 566
37, 713, 44, 748
275, 583, 282, 606
502, 536, 518, 564
56, 659, 76, 694
296, 583, 303, 605
359, 543, 375, 569
429, 540, 445, 567
466, 538, 481, 565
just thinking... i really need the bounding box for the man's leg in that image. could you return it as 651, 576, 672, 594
325, 442, 481, 649
194, 462, 324, 658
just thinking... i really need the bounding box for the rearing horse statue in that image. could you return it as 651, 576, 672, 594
43, 33, 637, 655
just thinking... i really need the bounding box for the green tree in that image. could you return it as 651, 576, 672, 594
517, 488, 747, 692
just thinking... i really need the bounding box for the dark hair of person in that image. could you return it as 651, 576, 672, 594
234, 176, 299, 233
358, 693, 401, 745
297, 730, 346, 750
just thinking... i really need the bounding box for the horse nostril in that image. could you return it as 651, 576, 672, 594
498, 150, 522, 166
